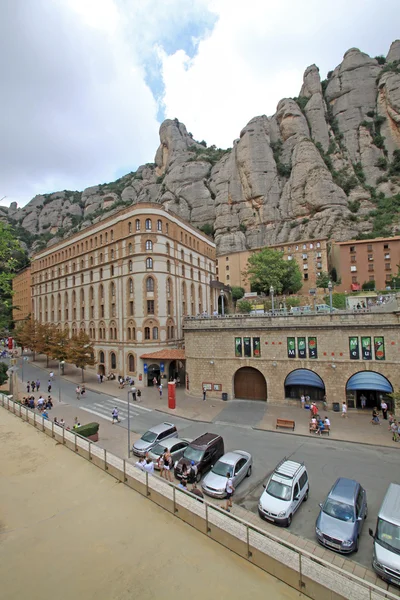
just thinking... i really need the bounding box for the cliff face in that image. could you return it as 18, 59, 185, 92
5, 41, 400, 254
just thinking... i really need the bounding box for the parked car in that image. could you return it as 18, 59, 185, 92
369, 483, 400, 586
132, 422, 178, 457
148, 437, 191, 469
316, 304, 338, 313
174, 433, 224, 482
202, 450, 252, 498
290, 305, 312, 315
258, 458, 309, 527
316, 477, 367, 554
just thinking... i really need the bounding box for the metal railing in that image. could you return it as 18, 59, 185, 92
1, 394, 398, 600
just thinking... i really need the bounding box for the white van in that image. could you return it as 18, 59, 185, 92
258, 458, 309, 527
369, 483, 400, 587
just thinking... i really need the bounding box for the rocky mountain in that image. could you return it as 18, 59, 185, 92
3, 40, 400, 255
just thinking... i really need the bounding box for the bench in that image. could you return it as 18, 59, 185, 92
309, 423, 330, 436
276, 418, 295, 431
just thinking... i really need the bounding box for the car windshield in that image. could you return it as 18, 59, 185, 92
212, 461, 232, 477
150, 443, 165, 456
323, 500, 355, 522
141, 431, 157, 443
266, 479, 291, 501
183, 446, 204, 462
376, 519, 400, 554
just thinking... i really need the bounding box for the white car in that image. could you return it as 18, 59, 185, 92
202, 450, 252, 498
258, 458, 309, 527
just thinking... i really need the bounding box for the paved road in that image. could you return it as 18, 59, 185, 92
15, 359, 399, 570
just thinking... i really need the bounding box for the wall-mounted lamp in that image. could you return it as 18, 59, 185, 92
272, 361, 277, 367
331, 364, 337, 369
210, 361, 214, 365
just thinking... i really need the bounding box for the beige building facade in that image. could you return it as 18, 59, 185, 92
331, 236, 400, 292
28, 203, 217, 384
216, 238, 328, 294
12, 267, 32, 323
184, 312, 400, 409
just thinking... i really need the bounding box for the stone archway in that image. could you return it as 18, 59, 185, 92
234, 367, 267, 401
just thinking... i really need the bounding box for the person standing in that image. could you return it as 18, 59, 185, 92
131, 386, 137, 401
47, 380, 52, 393
159, 383, 163, 398
341, 401, 348, 418
137, 389, 142, 402
26, 382, 30, 394
360, 394, 367, 409
162, 449, 173, 482
99, 373, 103, 384
223, 472, 235, 512
181, 464, 189, 488
31, 380, 36, 392
202, 386, 206, 402
381, 399, 388, 420
36, 379, 40, 392
153, 376, 157, 387
143, 458, 154, 475
112, 407, 120, 424
75, 385, 81, 400
300, 394, 305, 409
49, 371, 54, 381
81, 385, 86, 396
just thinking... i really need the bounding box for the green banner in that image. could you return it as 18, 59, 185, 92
253, 337, 261, 357
298, 337, 306, 359
374, 336, 385, 361
287, 337, 296, 358
308, 337, 318, 359
361, 336, 372, 360
235, 337, 242, 357
243, 337, 251, 358
349, 337, 360, 360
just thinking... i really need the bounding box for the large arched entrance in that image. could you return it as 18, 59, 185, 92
147, 363, 160, 386
284, 369, 325, 401
346, 371, 394, 410
234, 367, 267, 401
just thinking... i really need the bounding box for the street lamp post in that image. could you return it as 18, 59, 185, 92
127, 387, 136, 457
270, 285, 275, 315
220, 289, 225, 316
328, 280, 333, 313
58, 360, 65, 402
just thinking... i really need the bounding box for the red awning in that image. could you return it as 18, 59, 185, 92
140, 349, 185, 360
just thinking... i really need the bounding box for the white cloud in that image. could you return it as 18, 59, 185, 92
159, 0, 400, 148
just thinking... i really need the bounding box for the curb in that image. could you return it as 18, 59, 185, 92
154, 407, 213, 424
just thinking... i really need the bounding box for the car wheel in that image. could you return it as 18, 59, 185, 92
196, 471, 202, 483
246, 466, 252, 478
355, 537, 359, 553
303, 489, 309, 502
286, 514, 292, 527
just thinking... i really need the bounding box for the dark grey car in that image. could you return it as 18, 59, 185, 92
316, 477, 368, 554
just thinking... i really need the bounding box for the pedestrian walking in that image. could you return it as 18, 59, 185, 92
49, 371, 54, 381
97, 373, 101, 384
153, 376, 157, 387
300, 394, 305, 409
391, 420, 398, 442
111, 407, 120, 424
47, 380, 52, 393
341, 402, 348, 418
36, 379, 40, 392
305, 395, 310, 406
81, 385, 86, 396
137, 389, 142, 402
381, 399, 388, 420
131, 386, 137, 401
371, 408, 380, 425
176, 376, 180, 387
222, 472, 235, 512
75, 385, 81, 400
31, 380, 36, 392
360, 394, 367, 409
99, 374, 103, 384
202, 386, 206, 401
159, 383, 163, 398
26, 383, 30, 394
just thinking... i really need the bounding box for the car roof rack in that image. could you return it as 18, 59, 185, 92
274, 457, 304, 480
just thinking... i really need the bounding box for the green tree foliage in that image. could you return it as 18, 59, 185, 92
0, 223, 29, 331
236, 299, 253, 314
198, 223, 214, 238
69, 330, 95, 382
244, 248, 302, 295
231, 287, 245, 302
323, 292, 346, 309
317, 271, 341, 291
0, 362, 9, 386
362, 280, 375, 291
14, 319, 40, 358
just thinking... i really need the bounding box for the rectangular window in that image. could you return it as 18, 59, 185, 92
384, 244, 389, 249
349, 337, 360, 359
111, 303, 116, 317
308, 337, 318, 359
368, 264, 374, 271
385, 263, 391, 270
350, 246, 355, 252
243, 337, 251, 358
367, 244, 372, 251
304, 273, 308, 280
350, 266, 357, 272
253, 337, 261, 357
361, 336, 372, 360
369, 276, 375, 281
101, 305, 104, 317
351, 256, 356, 263
297, 337, 306, 359
287, 337, 296, 358
352, 276, 357, 283
129, 301, 134, 316
167, 300, 171, 315
384, 253, 390, 259
235, 337, 242, 357
374, 336, 385, 360
368, 254, 373, 261
147, 300, 154, 314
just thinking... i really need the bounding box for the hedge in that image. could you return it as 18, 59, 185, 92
75, 422, 99, 438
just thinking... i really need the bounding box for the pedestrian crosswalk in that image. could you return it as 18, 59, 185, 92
79, 397, 152, 423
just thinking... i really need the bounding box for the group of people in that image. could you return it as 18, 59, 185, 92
22, 395, 53, 411
310, 415, 331, 435
75, 385, 86, 399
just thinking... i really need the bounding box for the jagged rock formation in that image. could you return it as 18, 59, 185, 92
4, 40, 400, 254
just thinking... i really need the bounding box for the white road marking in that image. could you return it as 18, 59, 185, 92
112, 397, 152, 412
79, 407, 126, 421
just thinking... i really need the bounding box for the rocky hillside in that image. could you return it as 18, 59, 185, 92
3, 40, 400, 255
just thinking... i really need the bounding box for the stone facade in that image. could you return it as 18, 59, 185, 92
27, 203, 217, 382
184, 312, 400, 408
12, 266, 32, 323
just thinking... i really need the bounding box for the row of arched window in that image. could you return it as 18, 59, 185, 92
98, 352, 135, 373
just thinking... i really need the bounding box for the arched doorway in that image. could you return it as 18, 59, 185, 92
284, 369, 325, 401
147, 363, 160, 386
346, 371, 394, 410
234, 367, 267, 401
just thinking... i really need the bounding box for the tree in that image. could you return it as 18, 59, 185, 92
362, 280, 375, 291
237, 299, 253, 314
36, 323, 58, 367
0, 223, 28, 331
0, 362, 8, 386
231, 286, 245, 309
69, 330, 95, 382
49, 327, 71, 365
244, 248, 302, 295
14, 318, 40, 358
317, 271, 341, 292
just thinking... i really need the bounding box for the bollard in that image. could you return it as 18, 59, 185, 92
205, 503, 211, 534
34, 412, 36, 427
62, 427, 65, 445
89, 441, 92, 460
42, 416, 45, 432
104, 448, 107, 470
52, 420, 55, 438
246, 525, 252, 559
173, 486, 177, 514
74, 431, 78, 452
146, 471, 150, 497
123, 459, 126, 482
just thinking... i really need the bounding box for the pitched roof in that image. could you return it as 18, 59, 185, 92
140, 349, 186, 360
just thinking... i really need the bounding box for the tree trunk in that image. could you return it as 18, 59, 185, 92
81, 368, 85, 383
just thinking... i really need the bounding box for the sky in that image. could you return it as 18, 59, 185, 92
1, 0, 399, 208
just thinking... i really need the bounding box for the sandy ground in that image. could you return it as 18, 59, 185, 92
0, 410, 304, 600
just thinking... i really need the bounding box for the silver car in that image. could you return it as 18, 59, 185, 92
148, 437, 191, 469
201, 450, 252, 498
132, 422, 178, 457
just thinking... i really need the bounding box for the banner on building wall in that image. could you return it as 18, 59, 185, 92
243, 337, 251, 358
374, 337, 385, 361
253, 337, 261, 357
361, 337, 372, 360
349, 337, 360, 360
298, 337, 306, 359
235, 337, 242, 357
287, 337, 296, 358
308, 337, 318, 359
